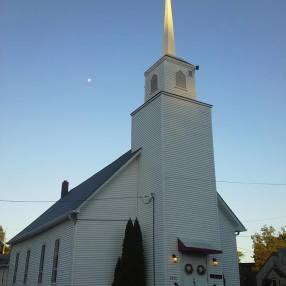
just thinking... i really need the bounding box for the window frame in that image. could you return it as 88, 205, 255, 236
175, 70, 187, 90
23, 250, 31, 284
150, 74, 158, 94
12, 253, 20, 284
38, 245, 46, 284
51, 239, 60, 283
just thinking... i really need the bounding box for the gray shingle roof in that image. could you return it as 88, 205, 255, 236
9, 150, 138, 245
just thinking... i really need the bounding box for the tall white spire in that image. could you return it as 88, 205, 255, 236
163, 0, 176, 56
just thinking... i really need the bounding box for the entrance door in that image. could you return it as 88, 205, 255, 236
182, 253, 208, 286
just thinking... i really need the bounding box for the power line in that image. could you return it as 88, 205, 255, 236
165, 176, 286, 186
238, 247, 253, 253
0, 177, 286, 204
245, 216, 286, 223
216, 180, 286, 186
0, 195, 148, 204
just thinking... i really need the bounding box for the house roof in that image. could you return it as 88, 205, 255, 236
9, 148, 245, 245
273, 268, 286, 278
217, 194, 247, 232
9, 150, 139, 245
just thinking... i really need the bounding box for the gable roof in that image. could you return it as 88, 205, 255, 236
217, 194, 246, 232
9, 150, 139, 245
273, 268, 286, 278
9, 148, 245, 245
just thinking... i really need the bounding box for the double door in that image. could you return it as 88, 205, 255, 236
182, 253, 208, 286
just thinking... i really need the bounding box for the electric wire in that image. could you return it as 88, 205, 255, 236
1, 178, 286, 204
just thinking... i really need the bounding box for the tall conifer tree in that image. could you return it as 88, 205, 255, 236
112, 257, 121, 286
134, 218, 146, 286
111, 218, 145, 286
120, 218, 135, 286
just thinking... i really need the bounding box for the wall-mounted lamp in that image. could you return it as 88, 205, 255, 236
172, 254, 178, 263
212, 258, 219, 267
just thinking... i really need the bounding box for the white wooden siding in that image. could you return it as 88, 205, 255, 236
132, 95, 167, 286
145, 56, 197, 102
161, 95, 223, 286
7, 221, 74, 286
219, 207, 241, 286
0, 267, 8, 286
72, 158, 155, 286
132, 93, 225, 286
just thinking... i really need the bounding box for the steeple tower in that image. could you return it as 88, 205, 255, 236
144, 0, 197, 102
163, 0, 176, 56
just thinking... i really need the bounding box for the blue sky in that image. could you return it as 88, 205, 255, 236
0, 0, 286, 262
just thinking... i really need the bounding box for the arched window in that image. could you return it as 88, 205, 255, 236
151, 74, 158, 93
176, 71, 187, 89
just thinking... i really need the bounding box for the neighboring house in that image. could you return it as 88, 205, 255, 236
256, 248, 286, 286
0, 254, 9, 286
7, 1, 246, 286
240, 263, 257, 286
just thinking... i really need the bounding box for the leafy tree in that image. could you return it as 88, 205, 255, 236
251, 225, 286, 270
237, 250, 245, 263
0, 225, 10, 255
133, 218, 146, 286
112, 257, 121, 286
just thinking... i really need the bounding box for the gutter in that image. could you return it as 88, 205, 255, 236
8, 211, 73, 245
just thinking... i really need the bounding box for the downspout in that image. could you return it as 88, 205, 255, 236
152, 193, 156, 286
69, 211, 79, 286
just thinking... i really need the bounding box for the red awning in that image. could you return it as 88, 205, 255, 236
178, 238, 223, 255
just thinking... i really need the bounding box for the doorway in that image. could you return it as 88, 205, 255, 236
182, 253, 208, 286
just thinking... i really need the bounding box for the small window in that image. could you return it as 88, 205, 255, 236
23, 250, 31, 284
151, 74, 158, 93
51, 239, 60, 283
38, 245, 46, 283
1, 270, 4, 284
176, 71, 187, 89
13, 253, 20, 284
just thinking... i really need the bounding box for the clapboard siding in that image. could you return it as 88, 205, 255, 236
144, 56, 197, 102
161, 95, 223, 286
7, 221, 74, 286
72, 158, 152, 286
0, 267, 8, 286
219, 207, 240, 286
132, 95, 166, 286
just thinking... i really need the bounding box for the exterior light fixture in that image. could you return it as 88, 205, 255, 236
172, 254, 178, 263
212, 258, 219, 267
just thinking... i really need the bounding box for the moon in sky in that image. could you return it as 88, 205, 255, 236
87, 78, 92, 83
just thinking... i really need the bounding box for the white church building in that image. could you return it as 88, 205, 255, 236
7, 1, 246, 285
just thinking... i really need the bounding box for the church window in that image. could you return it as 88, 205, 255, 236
51, 239, 60, 283
176, 71, 187, 89
12, 253, 19, 284
23, 250, 31, 284
151, 74, 158, 93
38, 245, 45, 283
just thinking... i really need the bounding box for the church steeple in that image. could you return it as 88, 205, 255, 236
143, 0, 197, 102
163, 0, 176, 56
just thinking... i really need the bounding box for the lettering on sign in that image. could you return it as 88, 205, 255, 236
170, 276, 178, 281
210, 274, 223, 279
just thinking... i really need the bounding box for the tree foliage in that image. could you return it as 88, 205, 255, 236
251, 225, 286, 270
112, 218, 146, 286
120, 218, 136, 286
133, 218, 145, 286
112, 257, 121, 286
237, 250, 245, 263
